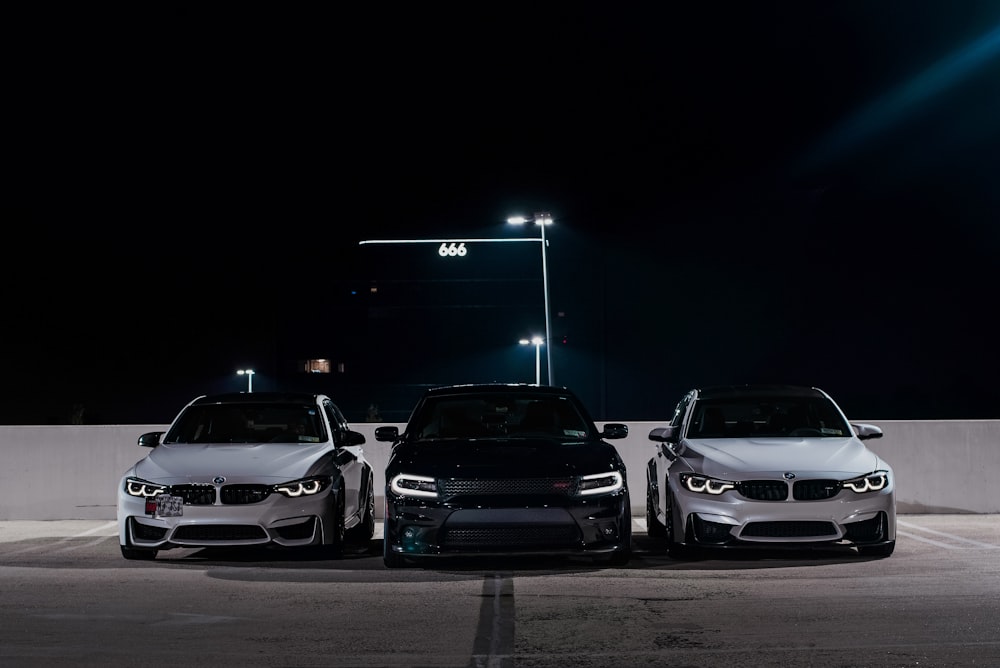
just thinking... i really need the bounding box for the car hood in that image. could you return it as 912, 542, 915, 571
681, 436, 881, 479
388, 437, 622, 477
133, 442, 333, 484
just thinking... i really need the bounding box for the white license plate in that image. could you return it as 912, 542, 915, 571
156, 494, 184, 517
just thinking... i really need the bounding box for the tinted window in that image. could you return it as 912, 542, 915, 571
687, 397, 850, 438
164, 403, 328, 444
411, 394, 590, 439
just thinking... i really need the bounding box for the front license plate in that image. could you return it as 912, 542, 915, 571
155, 495, 184, 517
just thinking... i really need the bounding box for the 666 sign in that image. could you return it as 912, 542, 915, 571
438, 242, 467, 257
358, 237, 538, 256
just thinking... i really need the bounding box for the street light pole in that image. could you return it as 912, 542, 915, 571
538, 214, 553, 386
519, 336, 544, 384
361, 214, 555, 385
508, 212, 554, 385
237, 369, 255, 392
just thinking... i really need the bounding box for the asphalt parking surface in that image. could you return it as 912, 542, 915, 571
2, 515, 1000, 667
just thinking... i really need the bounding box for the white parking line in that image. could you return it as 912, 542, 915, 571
73, 521, 117, 538
896, 530, 962, 549
61, 535, 119, 552
1, 521, 118, 556
897, 519, 1000, 549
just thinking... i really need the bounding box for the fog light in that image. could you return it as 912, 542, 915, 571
400, 525, 420, 552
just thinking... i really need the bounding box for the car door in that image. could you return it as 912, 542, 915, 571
655, 391, 694, 516
323, 399, 364, 519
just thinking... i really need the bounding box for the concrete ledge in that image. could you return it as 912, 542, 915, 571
2, 420, 998, 520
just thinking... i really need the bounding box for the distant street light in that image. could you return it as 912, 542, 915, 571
519, 336, 544, 384
236, 369, 255, 392
507, 212, 553, 385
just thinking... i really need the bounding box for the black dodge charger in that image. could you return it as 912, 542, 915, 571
375, 383, 632, 568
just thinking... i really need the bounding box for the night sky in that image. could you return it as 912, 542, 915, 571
4, 3, 999, 425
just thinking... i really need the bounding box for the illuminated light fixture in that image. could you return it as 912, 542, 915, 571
236, 368, 255, 392
519, 336, 544, 385
507, 212, 553, 385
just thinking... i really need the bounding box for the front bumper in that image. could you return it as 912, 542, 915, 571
117, 486, 335, 551
384, 490, 630, 559
673, 484, 896, 549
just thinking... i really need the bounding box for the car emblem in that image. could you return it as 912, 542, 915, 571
213, 476, 226, 484
783, 472, 796, 480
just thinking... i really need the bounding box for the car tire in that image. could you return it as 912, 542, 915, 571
316, 490, 345, 559
120, 545, 157, 560
858, 541, 895, 558
383, 536, 410, 568
121, 523, 157, 560
663, 490, 698, 560
383, 550, 407, 568
646, 488, 667, 539
347, 473, 376, 545
602, 549, 631, 567
667, 540, 695, 560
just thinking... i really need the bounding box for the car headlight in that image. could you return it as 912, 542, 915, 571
841, 470, 890, 493
124, 477, 168, 498
680, 472, 736, 495
273, 476, 332, 498
390, 473, 439, 499
577, 471, 623, 496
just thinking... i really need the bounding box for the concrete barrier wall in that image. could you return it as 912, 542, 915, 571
1, 420, 998, 520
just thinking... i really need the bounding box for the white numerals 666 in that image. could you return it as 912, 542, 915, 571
438, 242, 467, 257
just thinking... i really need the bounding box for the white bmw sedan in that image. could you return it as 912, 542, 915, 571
117, 392, 376, 560
645, 385, 895, 558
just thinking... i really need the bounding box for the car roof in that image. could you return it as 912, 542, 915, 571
188, 392, 326, 406
421, 384, 576, 398
694, 385, 828, 400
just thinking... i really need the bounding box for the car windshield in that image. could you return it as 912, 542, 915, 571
687, 397, 851, 438
410, 394, 591, 440
163, 403, 327, 444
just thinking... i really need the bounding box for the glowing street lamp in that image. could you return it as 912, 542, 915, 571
508, 212, 553, 385
519, 336, 544, 385
236, 368, 255, 392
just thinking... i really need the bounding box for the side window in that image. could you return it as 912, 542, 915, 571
323, 401, 345, 445
670, 393, 692, 429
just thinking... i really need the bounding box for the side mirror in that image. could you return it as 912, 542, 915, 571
600, 423, 628, 439
648, 425, 679, 444
138, 431, 164, 448
374, 426, 400, 442
852, 423, 884, 441
344, 429, 366, 446
648, 425, 683, 459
